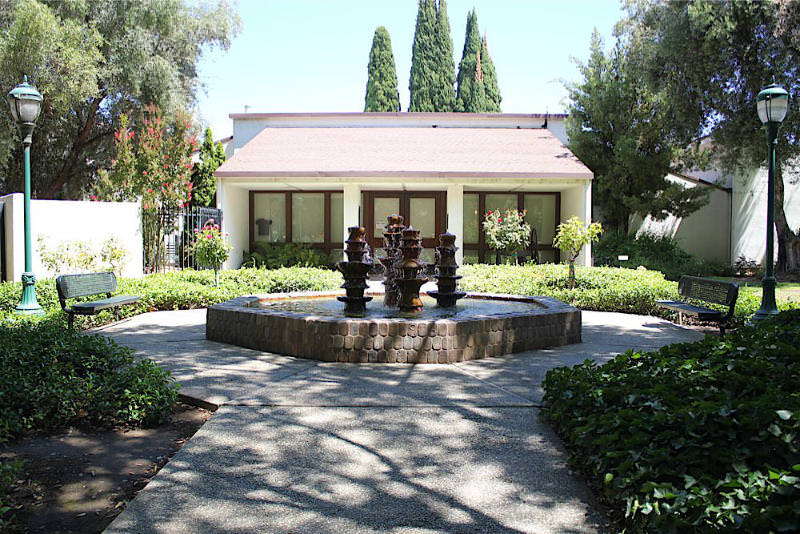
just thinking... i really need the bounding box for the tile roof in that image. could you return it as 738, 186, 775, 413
216, 126, 592, 179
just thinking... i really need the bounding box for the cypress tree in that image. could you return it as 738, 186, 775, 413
364, 26, 401, 112
190, 127, 226, 208
409, 0, 437, 111
481, 35, 501, 112
455, 9, 489, 112
432, 0, 456, 111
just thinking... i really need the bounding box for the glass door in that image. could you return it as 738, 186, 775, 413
364, 191, 445, 258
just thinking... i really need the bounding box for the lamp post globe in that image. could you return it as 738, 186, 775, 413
751, 84, 789, 323
7, 75, 44, 316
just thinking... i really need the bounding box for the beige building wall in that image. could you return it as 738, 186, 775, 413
632, 175, 732, 263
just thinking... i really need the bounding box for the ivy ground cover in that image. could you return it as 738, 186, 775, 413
541, 311, 800, 532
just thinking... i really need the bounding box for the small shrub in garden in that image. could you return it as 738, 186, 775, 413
553, 216, 603, 288
190, 218, 231, 286
482, 208, 531, 263
242, 242, 333, 269
0, 321, 178, 443
541, 310, 800, 532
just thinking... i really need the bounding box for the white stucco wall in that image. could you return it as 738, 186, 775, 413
632, 175, 732, 263
1, 194, 143, 281
218, 183, 249, 269
732, 164, 800, 265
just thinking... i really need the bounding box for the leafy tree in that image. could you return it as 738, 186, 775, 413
191, 127, 226, 207
553, 216, 603, 289
483, 208, 530, 264
566, 31, 709, 234
481, 36, 501, 112
0, 0, 239, 199
409, 0, 455, 112
364, 26, 401, 112
95, 106, 197, 272
431, 0, 456, 111
623, 0, 800, 271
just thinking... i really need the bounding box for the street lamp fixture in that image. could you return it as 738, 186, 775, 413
752, 83, 789, 322
7, 76, 44, 315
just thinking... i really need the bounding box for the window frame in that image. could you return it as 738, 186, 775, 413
249, 190, 344, 254
463, 191, 562, 263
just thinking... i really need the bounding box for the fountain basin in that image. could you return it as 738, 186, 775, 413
206, 291, 581, 363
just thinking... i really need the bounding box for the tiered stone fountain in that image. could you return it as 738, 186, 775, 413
395, 227, 428, 313
336, 226, 373, 315
428, 232, 467, 307
207, 216, 582, 363
378, 215, 404, 308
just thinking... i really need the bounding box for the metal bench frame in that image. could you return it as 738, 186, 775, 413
656, 276, 739, 335
55, 272, 141, 329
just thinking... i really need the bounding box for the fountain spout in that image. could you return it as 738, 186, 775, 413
395, 227, 427, 313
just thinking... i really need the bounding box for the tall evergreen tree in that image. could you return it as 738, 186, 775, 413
364, 26, 401, 112
409, 0, 437, 111
455, 9, 490, 112
481, 35, 501, 112
431, 0, 456, 111
190, 128, 226, 208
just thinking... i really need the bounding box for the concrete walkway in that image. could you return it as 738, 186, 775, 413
101, 309, 701, 533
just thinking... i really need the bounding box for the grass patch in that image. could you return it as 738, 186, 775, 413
541, 310, 800, 532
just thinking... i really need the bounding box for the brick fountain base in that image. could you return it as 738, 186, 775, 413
206, 291, 581, 364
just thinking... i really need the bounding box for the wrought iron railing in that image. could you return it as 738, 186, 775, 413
142, 206, 223, 273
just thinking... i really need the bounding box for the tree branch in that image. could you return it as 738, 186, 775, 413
44, 93, 106, 197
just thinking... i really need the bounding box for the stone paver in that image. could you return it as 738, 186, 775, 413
102, 308, 703, 533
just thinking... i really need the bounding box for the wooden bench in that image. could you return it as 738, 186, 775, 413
56, 272, 140, 329
656, 276, 739, 335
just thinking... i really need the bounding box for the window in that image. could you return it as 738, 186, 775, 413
250, 191, 343, 252
462, 191, 560, 263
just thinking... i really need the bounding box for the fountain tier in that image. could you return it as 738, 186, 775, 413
207, 291, 580, 363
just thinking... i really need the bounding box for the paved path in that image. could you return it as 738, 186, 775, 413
101, 309, 701, 533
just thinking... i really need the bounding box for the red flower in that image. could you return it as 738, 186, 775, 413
90, 195, 98, 201
147, 188, 153, 193
142, 170, 148, 176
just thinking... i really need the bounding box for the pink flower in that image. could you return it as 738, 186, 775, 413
206, 234, 212, 239
147, 188, 153, 193
207, 218, 215, 224
90, 195, 98, 201
142, 170, 148, 176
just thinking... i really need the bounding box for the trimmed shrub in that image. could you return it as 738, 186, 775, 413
0, 321, 178, 444
460, 263, 678, 316
0, 267, 343, 327
242, 242, 333, 269
541, 310, 800, 532
594, 232, 730, 281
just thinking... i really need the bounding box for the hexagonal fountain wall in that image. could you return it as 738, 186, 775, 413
206, 291, 580, 363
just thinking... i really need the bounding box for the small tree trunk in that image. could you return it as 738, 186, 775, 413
774, 164, 800, 273
568, 261, 576, 289
214, 268, 219, 287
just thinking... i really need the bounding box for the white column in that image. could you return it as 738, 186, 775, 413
342, 183, 361, 245
579, 180, 593, 266
446, 184, 464, 265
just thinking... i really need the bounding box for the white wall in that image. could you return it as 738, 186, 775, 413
632, 175, 732, 263
218, 183, 249, 269
1, 194, 143, 280
732, 164, 800, 265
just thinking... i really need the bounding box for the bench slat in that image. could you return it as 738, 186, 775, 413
678, 276, 737, 307
71, 295, 141, 314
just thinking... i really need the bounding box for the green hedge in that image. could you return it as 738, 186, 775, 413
0, 267, 343, 327
594, 232, 731, 281
459, 264, 798, 324
541, 310, 800, 532
459, 264, 678, 316
0, 321, 178, 444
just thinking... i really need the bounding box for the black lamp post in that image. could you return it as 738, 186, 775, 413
751, 84, 789, 322
7, 76, 44, 315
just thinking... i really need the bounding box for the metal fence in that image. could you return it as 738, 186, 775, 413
142, 206, 223, 273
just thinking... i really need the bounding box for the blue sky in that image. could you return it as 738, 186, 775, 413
196, 0, 626, 138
